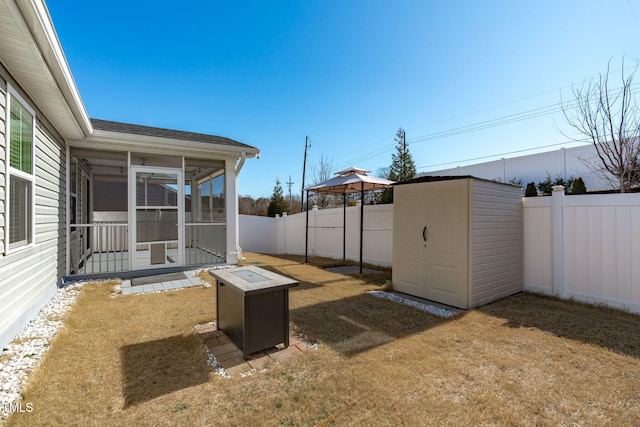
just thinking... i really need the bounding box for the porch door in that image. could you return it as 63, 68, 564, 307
130, 166, 184, 270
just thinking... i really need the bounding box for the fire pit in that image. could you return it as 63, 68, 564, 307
209, 266, 299, 359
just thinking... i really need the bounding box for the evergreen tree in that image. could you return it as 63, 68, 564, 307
388, 128, 417, 182
267, 179, 289, 217
380, 128, 417, 203
570, 177, 587, 194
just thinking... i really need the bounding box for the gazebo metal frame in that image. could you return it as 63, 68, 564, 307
304, 167, 394, 273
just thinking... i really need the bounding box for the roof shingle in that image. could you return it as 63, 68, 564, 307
91, 118, 257, 151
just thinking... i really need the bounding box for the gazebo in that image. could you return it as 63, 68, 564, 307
304, 167, 394, 273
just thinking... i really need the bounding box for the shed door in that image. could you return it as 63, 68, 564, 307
392, 180, 469, 308
425, 181, 468, 308
392, 185, 428, 298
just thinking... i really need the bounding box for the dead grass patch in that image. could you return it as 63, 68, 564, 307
7, 253, 640, 426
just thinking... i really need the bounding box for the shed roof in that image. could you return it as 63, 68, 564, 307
393, 175, 522, 188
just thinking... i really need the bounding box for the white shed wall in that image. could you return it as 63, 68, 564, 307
470, 179, 523, 306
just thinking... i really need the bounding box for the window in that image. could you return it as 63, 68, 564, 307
197, 172, 225, 222
5, 87, 35, 252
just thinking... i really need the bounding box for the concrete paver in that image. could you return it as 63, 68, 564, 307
196, 323, 313, 377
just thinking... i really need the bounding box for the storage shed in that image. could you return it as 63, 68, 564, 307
392, 176, 523, 309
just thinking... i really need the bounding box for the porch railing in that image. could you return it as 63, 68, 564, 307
185, 222, 226, 265
71, 223, 129, 275
70, 221, 226, 275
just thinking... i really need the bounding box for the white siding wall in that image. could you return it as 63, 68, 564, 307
0, 79, 5, 252
470, 180, 523, 307
0, 73, 67, 349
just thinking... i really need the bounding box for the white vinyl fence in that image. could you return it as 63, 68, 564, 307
240, 204, 393, 267
240, 190, 640, 314
523, 186, 640, 314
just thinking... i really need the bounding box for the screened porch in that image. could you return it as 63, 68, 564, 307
68, 148, 229, 276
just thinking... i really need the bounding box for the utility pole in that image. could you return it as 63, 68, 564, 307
402, 129, 407, 177
301, 136, 311, 212
286, 175, 294, 212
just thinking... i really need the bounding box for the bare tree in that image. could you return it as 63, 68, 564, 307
561, 59, 640, 192
238, 196, 255, 215
310, 154, 337, 209
253, 197, 270, 216
238, 195, 270, 216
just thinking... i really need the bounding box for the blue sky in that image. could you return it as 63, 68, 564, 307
47, 1, 639, 198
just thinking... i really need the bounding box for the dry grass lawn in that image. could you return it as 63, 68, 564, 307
6, 253, 640, 426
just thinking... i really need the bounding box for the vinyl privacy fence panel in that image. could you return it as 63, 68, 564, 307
562, 193, 640, 311
523, 187, 640, 314
239, 204, 393, 267
522, 197, 553, 295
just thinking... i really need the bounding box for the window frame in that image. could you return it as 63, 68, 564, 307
5, 84, 36, 254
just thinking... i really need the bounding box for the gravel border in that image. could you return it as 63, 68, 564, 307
368, 290, 458, 318
0, 282, 85, 422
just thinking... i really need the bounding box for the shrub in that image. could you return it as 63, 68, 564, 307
525, 182, 538, 197
570, 177, 587, 194
537, 172, 553, 195
539, 172, 575, 195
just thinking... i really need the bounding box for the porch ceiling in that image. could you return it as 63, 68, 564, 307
71, 148, 224, 179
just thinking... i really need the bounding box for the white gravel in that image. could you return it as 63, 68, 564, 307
0, 282, 85, 422
368, 290, 458, 318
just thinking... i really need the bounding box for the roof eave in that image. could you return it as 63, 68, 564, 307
0, 0, 92, 139
82, 129, 260, 159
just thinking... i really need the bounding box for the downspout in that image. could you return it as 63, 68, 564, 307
235, 152, 247, 260
236, 151, 247, 175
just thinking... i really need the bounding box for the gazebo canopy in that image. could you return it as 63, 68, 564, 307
304, 167, 394, 273
305, 167, 394, 194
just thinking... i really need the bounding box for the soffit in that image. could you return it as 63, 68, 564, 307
0, 0, 91, 140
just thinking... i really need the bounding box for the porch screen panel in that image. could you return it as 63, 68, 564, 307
136, 209, 178, 242
136, 172, 179, 243
197, 174, 225, 222
187, 169, 225, 265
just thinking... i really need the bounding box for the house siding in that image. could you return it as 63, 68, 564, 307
0, 68, 67, 350
470, 179, 523, 307
0, 76, 6, 251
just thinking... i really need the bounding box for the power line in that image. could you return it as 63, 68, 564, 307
417, 138, 591, 170
334, 81, 640, 170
